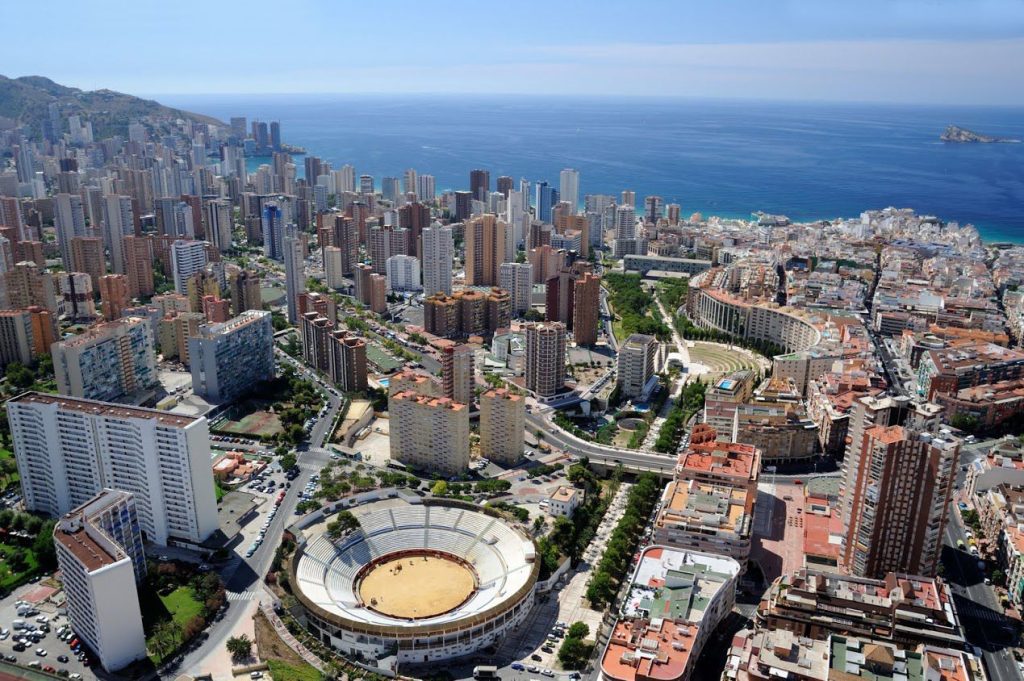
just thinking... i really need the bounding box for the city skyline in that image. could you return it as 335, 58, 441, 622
1, 0, 1023, 104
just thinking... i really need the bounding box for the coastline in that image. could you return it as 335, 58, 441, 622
217, 95, 1024, 245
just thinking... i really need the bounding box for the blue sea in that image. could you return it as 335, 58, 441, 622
160, 94, 1024, 242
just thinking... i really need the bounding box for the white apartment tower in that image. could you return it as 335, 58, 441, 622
55, 193, 88, 271
324, 246, 345, 289
100, 195, 134, 275
421, 224, 453, 296
499, 262, 533, 316
9, 392, 219, 546
559, 168, 580, 213
53, 489, 147, 671
386, 254, 422, 291
617, 333, 658, 398
170, 240, 208, 294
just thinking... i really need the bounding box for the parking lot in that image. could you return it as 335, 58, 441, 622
0, 585, 93, 679
236, 463, 307, 559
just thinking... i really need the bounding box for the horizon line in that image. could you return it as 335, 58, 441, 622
144, 91, 1024, 109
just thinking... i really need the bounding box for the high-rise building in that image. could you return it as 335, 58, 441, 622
70, 236, 104, 288
385, 254, 421, 291
202, 295, 230, 322
101, 195, 134, 274
525, 322, 566, 397
397, 202, 430, 256
56, 271, 96, 320
205, 198, 233, 253
479, 388, 526, 465
423, 289, 510, 338
389, 390, 470, 474
617, 334, 658, 398
269, 121, 281, 150
329, 328, 368, 392
0, 309, 37, 368
499, 262, 533, 316
559, 168, 580, 213
229, 269, 262, 316
470, 169, 490, 203
4, 261, 57, 312
53, 490, 147, 672
10, 392, 218, 545
417, 174, 436, 202
367, 225, 409, 274
496, 176, 514, 198
52, 317, 157, 402
331, 214, 359, 276
368, 273, 388, 315
644, 195, 664, 222
572, 272, 601, 345
441, 344, 475, 406
122, 236, 154, 299
840, 397, 956, 577
359, 174, 375, 195
98, 274, 130, 321
284, 234, 305, 324
464, 214, 508, 286
261, 202, 284, 260
534, 182, 559, 224
421, 224, 453, 296
453, 191, 473, 222
54, 193, 87, 271
324, 246, 345, 289
189, 310, 275, 403
170, 240, 208, 294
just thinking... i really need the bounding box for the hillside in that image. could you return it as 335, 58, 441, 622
0, 74, 224, 138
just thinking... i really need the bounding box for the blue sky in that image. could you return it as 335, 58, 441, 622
3, 0, 1024, 104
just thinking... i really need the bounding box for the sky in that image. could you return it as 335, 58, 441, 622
3, 0, 1024, 104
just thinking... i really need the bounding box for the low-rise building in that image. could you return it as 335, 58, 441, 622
756, 569, 963, 649
546, 485, 580, 518
600, 546, 740, 681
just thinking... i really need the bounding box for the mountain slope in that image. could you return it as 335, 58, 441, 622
0, 75, 224, 138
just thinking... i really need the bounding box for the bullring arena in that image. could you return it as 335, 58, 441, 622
289, 497, 539, 665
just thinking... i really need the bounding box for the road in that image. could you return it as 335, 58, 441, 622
173, 353, 343, 678
943, 505, 1022, 681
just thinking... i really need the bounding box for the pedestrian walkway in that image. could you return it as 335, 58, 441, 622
260, 603, 326, 672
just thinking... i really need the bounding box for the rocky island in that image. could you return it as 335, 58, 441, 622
940, 124, 1019, 143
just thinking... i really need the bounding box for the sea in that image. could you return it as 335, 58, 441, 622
158, 94, 1024, 243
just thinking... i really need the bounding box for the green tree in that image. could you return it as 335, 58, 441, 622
326, 510, 360, 538
557, 635, 594, 670
431, 480, 449, 496
568, 622, 590, 640
586, 570, 616, 606
279, 452, 297, 471
226, 634, 252, 661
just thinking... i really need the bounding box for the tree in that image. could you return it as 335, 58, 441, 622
431, 480, 449, 496
550, 517, 576, 556
557, 635, 594, 670
226, 634, 253, 661
279, 452, 297, 471
567, 622, 590, 640
6, 363, 34, 390
327, 510, 360, 538
586, 570, 616, 606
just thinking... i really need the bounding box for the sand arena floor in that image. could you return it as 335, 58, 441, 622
358, 554, 477, 619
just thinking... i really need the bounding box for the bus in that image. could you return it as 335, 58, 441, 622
473, 666, 498, 679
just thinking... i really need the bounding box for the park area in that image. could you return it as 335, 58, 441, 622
212, 400, 284, 438
688, 341, 767, 383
